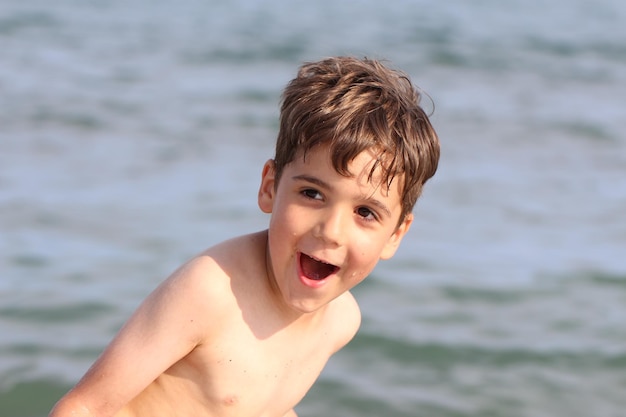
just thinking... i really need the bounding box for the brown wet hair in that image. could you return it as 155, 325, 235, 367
274, 56, 440, 221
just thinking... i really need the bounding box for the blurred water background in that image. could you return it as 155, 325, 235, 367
1, 0, 626, 416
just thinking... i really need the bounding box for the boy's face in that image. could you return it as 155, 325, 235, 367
258, 144, 413, 314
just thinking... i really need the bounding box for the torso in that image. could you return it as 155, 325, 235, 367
115, 232, 360, 417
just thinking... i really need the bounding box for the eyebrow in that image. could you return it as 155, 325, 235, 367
292, 174, 330, 190
292, 174, 393, 218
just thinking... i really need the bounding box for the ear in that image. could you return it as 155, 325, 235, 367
379, 213, 413, 260
258, 159, 277, 214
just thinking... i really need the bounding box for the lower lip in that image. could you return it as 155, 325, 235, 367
297, 253, 331, 289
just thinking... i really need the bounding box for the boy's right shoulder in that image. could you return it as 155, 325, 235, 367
168, 232, 267, 294
156, 233, 267, 332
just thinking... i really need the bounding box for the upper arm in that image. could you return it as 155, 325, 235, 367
56, 256, 225, 416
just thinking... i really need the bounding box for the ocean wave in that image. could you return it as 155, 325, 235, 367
0, 302, 114, 324
0, 378, 70, 417
348, 331, 626, 371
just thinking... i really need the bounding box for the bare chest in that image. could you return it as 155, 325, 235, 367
165, 324, 333, 416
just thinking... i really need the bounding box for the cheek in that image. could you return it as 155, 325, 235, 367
349, 240, 386, 273
269, 201, 309, 241
355, 232, 388, 257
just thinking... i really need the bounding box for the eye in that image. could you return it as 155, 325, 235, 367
302, 188, 323, 200
356, 206, 377, 221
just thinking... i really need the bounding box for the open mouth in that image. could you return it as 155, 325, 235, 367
299, 253, 339, 281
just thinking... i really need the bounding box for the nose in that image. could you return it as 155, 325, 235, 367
313, 207, 347, 247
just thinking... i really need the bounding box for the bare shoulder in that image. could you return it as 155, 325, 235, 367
47, 233, 269, 417
201, 231, 267, 274
325, 291, 362, 353
175, 232, 266, 282
164, 232, 267, 314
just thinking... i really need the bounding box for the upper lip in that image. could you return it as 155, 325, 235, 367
302, 252, 340, 269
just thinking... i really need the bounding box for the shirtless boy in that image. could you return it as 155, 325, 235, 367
49, 56, 440, 417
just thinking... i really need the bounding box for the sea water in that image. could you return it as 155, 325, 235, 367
1, 0, 626, 416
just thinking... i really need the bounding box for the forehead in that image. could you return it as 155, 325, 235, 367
295, 144, 405, 200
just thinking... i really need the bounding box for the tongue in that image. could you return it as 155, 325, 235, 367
301, 254, 337, 280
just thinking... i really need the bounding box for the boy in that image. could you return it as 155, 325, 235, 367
49, 56, 440, 417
